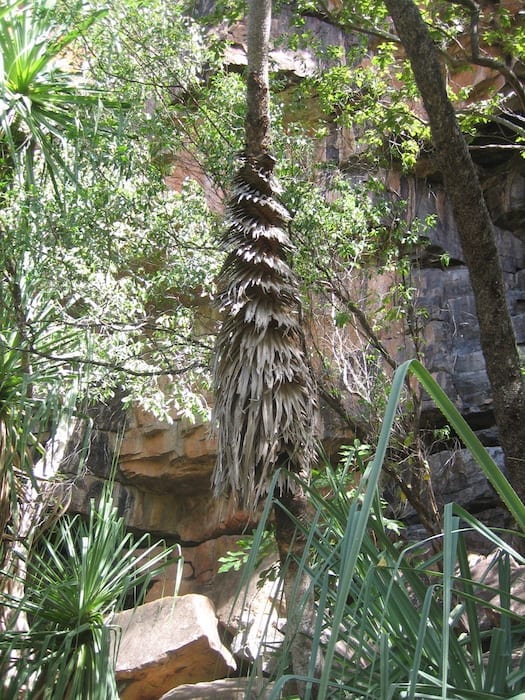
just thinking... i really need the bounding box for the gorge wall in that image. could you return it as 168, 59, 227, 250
59, 3, 525, 598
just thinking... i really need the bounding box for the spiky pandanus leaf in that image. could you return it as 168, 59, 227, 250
212, 153, 317, 509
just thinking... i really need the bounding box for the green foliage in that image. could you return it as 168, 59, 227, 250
311, 55, 430, 170
0, 262, 83, 557
288, 0, 524, 168
188, 0, 245, 26
0, 0, 107, 189
0, 0, 102, 476
218, 529, 276, 578
288, 173, 423, 285
311, 441, 372, 497
0, 0, 229, 421
284, 166, 434, 453
0, 9, 218, 694
16, 165, 222, 418
84, 0, 244, 189
238, 361, 525, 699
0, 484, 180, 699
482, 5, 524, 60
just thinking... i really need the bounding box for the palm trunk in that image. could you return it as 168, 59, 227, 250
273, 484, 321, 697
212, 0, 317, 507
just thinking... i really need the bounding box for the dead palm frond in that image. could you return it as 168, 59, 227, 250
212, 153, 317, 509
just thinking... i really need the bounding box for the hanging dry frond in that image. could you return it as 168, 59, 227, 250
212, 154, 318, 510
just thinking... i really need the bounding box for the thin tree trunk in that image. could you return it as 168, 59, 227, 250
383, 0, 525, 505
245, 0, 272, 158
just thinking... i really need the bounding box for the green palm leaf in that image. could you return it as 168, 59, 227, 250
0, 0, 107, 187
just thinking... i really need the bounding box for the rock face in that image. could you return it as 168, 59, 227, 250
429, 447, 506, 510
61, 398, 263, 545
119, 409, 217, 495
413, 187, 525, 426
114, 595, 236, 700
392, 175, 524, 540
483, 156, 525, 243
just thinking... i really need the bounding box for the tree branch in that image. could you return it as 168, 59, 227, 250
302, 4, 400, 44
441, 0, 525, 111
23, 346, 206, 378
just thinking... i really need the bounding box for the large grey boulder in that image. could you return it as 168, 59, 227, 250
114, 595, 236, 700
429, 446, 506, 508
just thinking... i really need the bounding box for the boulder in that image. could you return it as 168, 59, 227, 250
463, 552, 525, 630
114, 595, 236, 700
143, 544, 289, 675
429, 446, 505, 508
160, 677, 275, 699
195, 556, 287, 674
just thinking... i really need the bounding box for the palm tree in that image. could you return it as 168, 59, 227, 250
211, 150, 318, 511
211, 0, 320, 692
